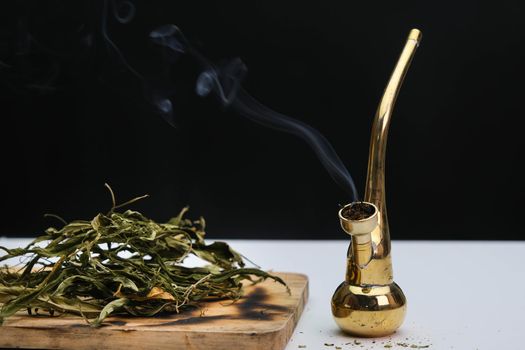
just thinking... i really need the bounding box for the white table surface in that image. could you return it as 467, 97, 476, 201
1, 238, 524, 350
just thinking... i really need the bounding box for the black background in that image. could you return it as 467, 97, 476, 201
1, 1, 524, 239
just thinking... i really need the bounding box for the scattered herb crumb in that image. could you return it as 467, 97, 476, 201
324, 344, 334, 347
385, 345, 393, 348
298, 346, 306, 349
354, 340, 362, 345
336, 347, 342, 350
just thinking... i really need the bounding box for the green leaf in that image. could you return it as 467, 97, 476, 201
90, 298, 129, 327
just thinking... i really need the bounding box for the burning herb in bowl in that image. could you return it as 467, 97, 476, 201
0, 185, 287, 326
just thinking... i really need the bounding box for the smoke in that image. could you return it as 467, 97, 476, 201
3, 3, 358, 201
150, 25, 187, 54
101, 0, 141, 78
110, 0, 136, 24
151, 26, 359, 201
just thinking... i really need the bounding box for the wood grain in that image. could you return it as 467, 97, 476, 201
0, 272, 308, 350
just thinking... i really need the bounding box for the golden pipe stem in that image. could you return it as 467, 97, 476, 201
338, 202, 378, 268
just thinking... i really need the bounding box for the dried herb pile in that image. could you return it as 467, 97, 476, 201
0, 186, 286, 326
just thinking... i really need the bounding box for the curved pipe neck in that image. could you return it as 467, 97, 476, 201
345, 29, 421, 286
364, 29, 421, 256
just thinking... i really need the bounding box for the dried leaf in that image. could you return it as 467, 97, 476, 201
146, 287, 175, 301
0, 187, 287, 326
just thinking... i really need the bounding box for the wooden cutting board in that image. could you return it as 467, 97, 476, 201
0, 272, 308, 350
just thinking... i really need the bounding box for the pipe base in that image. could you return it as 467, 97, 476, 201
331, 282, 406, 337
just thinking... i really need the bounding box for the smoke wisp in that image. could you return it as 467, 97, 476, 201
151, 25, 359, 200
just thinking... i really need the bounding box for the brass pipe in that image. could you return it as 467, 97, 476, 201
331, 29, 422, 337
